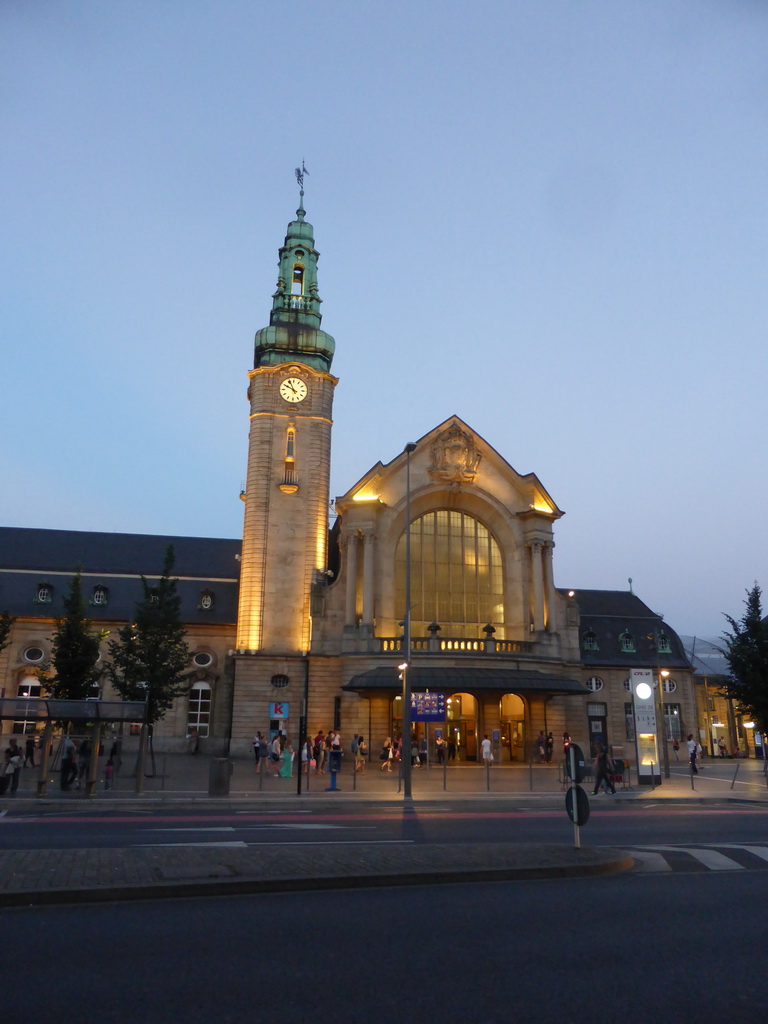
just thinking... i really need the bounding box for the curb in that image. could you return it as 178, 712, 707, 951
0, 849, 636, 908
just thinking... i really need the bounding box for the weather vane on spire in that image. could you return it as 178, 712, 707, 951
295, 160, 309, 191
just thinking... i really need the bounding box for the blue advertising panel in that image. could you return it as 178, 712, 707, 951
269, 701, 290, 719
411, 692, 446, 721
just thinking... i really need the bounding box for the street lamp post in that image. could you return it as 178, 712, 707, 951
659, 669, 670, 780
401, 442, 417, 803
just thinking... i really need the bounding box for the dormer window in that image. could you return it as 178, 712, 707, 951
199, 590, 214, 611
92, 585, 109, 606
657, 631, 671, 654
619, 630, 635, 653
34, 583, 52, 604
148, 593, 159, 606
582, 630, 599, 652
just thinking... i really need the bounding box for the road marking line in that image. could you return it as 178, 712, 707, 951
133, 841, 249, 848
142, 827, 237, 833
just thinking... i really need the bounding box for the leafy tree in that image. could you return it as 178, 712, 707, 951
44, 572, 105, 699
722, 583, 768, 738
0, 612, 15, 656
107, 546, 190, 735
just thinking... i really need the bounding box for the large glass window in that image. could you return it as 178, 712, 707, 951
14, 677, 42, 735
663, 702, 682, 741
188, 683, 212, 738
395, 510, 504, 638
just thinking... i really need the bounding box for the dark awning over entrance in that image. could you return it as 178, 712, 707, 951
343, 666, 588, 695
0, 698, 147, 723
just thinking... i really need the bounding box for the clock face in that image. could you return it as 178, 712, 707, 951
279, 377, 308, 403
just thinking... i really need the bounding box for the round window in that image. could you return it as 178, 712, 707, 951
585, 676, 604, 692
271, 674, 289, 689
662, 679, 677, 693
23, 647, 45, 664
193, 652, 213, 668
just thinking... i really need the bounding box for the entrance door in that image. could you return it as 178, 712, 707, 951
587, 702, 608, 756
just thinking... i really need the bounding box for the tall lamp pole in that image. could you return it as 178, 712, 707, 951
401, 442, 417, 803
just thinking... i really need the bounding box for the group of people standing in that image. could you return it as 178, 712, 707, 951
535, 731, 556, 764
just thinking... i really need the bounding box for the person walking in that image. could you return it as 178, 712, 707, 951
279, 739, 294, 778
687, 734, 698, 774
355, 736, 367, 774
380, 737, 393, 771
24, 735, 36, 768
481, 734, 493, 768
256, 733, 269, 774
672, 737, 680, 762
592, 744, 615, 796
536, 731, 546, 764
269, 734, 282, 776
545, 732, 554, 764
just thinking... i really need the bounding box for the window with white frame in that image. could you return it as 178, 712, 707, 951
624, 702, 635, 742
92, 585, 108, 606
619, 631, 635, 652
582, 630, 599, 651
657, 631, 671, 654
663, 702, 682, 740
585, 676, 604, 692
188, 682, 212, 738
662, 678, 677, 694
14, 676, 42, 734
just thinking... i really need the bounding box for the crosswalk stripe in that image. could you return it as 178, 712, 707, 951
627, 850, 672, 872
720, 845, 768, 863
644, 845, 745, 870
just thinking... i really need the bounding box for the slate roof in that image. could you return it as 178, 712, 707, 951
0, 527, 241, 626
562, 588, 691, 670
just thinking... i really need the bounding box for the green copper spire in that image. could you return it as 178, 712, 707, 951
254, 170, 335, 372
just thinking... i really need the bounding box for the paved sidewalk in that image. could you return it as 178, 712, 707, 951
0, 840, 634, 908
4, 751, 766, 804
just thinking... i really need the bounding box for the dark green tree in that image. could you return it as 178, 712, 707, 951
721, 583, 768, 739
107, 546, 190, 737
44, 572, 105, 699
0, 612, 15, 656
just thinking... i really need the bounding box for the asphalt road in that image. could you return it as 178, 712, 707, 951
2, 801, 768, 851
2, 868, 765, 1024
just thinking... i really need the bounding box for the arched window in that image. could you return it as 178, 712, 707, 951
395, 510, 504, 638
14, 676, 41, 734
619, 630, 635, 653
92, 585, 108, 606
657, 631, 671, 654
582, 630, 599, 651
187, 682, 212, 738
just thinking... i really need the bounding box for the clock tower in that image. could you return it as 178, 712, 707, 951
235, 186, 337, 664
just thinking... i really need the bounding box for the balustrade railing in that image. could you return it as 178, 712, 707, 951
378, 636, 534, 655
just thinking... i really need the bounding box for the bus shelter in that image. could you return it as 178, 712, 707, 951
0, 697, 147, 797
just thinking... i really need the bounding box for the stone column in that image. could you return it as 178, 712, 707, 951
345, 532, 359, 627
543, 541, 556, 632
362, 530, 376, 626
530, 541, 545, 632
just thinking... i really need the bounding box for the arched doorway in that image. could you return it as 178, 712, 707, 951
500, 693, 526, 762
446, 692, 478, 761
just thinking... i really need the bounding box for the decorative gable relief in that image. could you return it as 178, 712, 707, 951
428, 424, 481, 486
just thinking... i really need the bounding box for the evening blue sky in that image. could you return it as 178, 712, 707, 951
2, 1, 767, 638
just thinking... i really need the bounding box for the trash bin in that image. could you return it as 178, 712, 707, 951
208, 757, 231, 796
